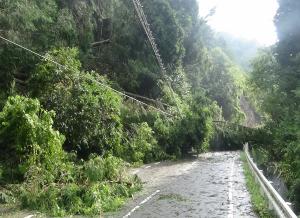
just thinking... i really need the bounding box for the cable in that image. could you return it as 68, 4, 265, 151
132, 0, 166, 74
0, 35, 173, 117
131, 0, 182, 116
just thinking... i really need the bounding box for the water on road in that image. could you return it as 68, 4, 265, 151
108, 151, 257, 218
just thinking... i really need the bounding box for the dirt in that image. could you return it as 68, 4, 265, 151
239, 95, 261, 128
107, 151, 257, 218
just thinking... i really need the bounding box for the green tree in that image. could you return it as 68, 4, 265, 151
0, 95, 65, 182
248, 1, 300, 208
0, 0, 78, 95
29, 48, 123, 158
275, 0, 300, 65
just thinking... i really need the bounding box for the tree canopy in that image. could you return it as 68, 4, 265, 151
0, 0, 259, 215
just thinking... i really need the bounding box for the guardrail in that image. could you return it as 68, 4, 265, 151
244, 143, 298, 218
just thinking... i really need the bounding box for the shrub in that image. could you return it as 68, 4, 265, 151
118, 122, 160, 164
170, 106, 214, 156
290, 179, 300, 212
121, 95, 215, 159
0, 91, 7, 110
83, 154, 128, 183
211, 124, 248, 151
19, 155, 141, 216
0, 95, 65, 182
120, 103, 173, 161
29, 48, 123, 158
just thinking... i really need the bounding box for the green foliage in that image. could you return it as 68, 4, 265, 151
171, 108, 213, 155
29, 48, 123, 158
212, 124, 245, 151
83, 155, 129, 183
152, 114, 174, 155
0, 96, 139, 216
121, 122, 159, 164
249, 51, 300, 210
290, 179, 300, 212
0, 95, 65, 182
19, 155, 141, 216
0, 0, 79, 93
0, 91, 7, 110
143, 0, 185, 65
199, 48, 245, 122
247, 1, 300, 210
275, 0, 300, 65
120, 104, 172, 162
0, 0, 257, 215
121, 94, 216, 159
241, 153, 274, 218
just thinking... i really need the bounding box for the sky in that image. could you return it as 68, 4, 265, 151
197, 0, 279, 46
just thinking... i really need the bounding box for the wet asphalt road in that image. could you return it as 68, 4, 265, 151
108, 151, 257, 218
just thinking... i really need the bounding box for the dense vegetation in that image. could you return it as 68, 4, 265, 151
0, 0, 253, 215
241, 153, 274, 218
248, 0, 300, 212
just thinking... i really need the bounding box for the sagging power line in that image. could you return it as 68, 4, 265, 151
0, 35, 173, 117
131, 0, 182, 116
132, 0, 166, 75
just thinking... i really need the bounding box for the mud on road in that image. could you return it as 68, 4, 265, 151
107, 151, 257, 218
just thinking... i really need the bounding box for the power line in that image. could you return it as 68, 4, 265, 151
132, 0, 166, 75
0, 35, 173, 117
131, 0, 182, 116
124, 91, 172, 108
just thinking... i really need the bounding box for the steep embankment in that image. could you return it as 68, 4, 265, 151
239, 95, 261, 128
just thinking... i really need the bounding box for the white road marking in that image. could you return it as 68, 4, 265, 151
228, 160, 235, 218
144, 166, 151, 169
123, 190, 160, 218
24, 215, 35, 218
154, 162, 160, 165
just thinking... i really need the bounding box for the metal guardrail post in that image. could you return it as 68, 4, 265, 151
244, 143, 298, 218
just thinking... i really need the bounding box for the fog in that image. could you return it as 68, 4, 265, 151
198, 0, 279, 46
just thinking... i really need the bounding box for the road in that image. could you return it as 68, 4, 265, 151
107, 151, 257, 218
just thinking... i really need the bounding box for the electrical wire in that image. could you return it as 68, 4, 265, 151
131, 0, 182, 116
0, 35, 173, 117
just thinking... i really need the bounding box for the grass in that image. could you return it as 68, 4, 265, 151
240, 152, 274, 218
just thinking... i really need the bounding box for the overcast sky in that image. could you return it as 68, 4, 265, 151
197, 0, 279, 45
